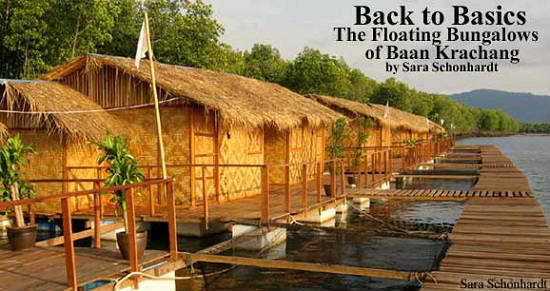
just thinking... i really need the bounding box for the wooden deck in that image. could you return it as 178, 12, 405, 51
349, 189, 533, 200
420, 145, 550, 290
3, 142, 549, 291
0, 245, 166, 291
71, 180, 345, 225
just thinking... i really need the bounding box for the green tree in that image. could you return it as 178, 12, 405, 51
284, 47, 352, 98
370, 78, 412, 112
243, 43, 287, 83
3, 0, 50, 78
349, 69, 376, 103
143, 0, 226, 70
99, 0, 140, 57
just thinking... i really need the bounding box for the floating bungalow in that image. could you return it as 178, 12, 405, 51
0, 79, 128, 211
41, 54, 341, 207
307, 94, 442, 148
368, 103, 444, 144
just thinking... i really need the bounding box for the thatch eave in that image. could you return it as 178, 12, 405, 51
307, 94, 441, 133
0, 79, 129, 142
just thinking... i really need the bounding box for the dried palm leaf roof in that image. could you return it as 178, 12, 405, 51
308, 94, 443, 133
0, 79, 128, 141
42, 54, 342, 130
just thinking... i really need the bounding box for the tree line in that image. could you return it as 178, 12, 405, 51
0, 0, 544, 134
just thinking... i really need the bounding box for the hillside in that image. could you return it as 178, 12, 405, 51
449, 89, 550, 123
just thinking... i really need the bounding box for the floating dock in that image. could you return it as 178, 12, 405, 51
1, 143, 549, 291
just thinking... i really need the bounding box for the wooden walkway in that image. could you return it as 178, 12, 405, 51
420, 145, 550, 290
349, 189, 533, 201
0, 245, 166, 290
70, 180, 343, 225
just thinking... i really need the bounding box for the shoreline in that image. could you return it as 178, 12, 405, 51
455, 132, 550, 139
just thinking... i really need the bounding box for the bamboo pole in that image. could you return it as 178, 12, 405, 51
144, 12, 167, 180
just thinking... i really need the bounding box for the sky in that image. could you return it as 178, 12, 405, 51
206, 0, 550, 95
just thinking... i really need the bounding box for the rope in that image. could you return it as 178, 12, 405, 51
287, 215, 304, 226
350, 204, 448, 239
0, 97, 181, 115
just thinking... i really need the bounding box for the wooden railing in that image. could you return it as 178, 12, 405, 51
0, 178, 177, 291
61, 139, 454, 227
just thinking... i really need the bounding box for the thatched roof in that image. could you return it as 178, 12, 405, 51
42, 54, 341, 130
0, 79, 128, 141
308, 94, 443, 133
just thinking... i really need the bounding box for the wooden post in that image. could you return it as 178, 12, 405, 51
126, 188, 140, 289
146, 167, 154, 216
202, 167, 209, 230
189, 108, 196, 207
166, 180, 178, 258
384, 150, 388, 178
214, 123, 221, 203
93, 182, 101, 248
284, 165, 290, 214
261, 167, 270, 224
148, 171, 155, 216
316, 162, 321, 203
330, 161, 336, 199
363, 155, 368, 188
377, 151, 382, 185
370, 152, 376, 188
389, 149, 393, 177
340, 161, 345, 195
357, 156, 363, 190
302, 164, 307, 209
61, 198, 77, 291
144, 12, 167, 180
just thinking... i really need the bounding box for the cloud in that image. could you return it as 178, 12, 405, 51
206, 0, 550, 95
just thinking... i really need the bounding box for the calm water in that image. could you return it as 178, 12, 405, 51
174, 180, 467, 291
458, 135, 550, 225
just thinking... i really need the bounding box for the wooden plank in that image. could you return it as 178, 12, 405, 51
189, 253, 416, 281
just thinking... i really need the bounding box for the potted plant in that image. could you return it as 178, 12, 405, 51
0, 134, 36, 251
349, 117, 373, 187
403, 138, 417, 147
324, 118, 348, 196
94, 134, 146, 260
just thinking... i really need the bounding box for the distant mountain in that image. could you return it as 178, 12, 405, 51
448, 89, 550, 123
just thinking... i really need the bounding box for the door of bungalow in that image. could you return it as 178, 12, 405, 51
189, 107, 219, 206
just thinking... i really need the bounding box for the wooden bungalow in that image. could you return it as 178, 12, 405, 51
368, 104, 442, 144
41, 54, 341, 207
308, 95, 393, 150
0, 79, 129, 212
307, 95, 443, 171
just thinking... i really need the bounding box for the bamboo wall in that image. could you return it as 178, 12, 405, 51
18, 130, 64, 213
219, 127, 263, 200
264, 127, 287, 185
289, 125, 324, 183
265, 124, 325, 185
